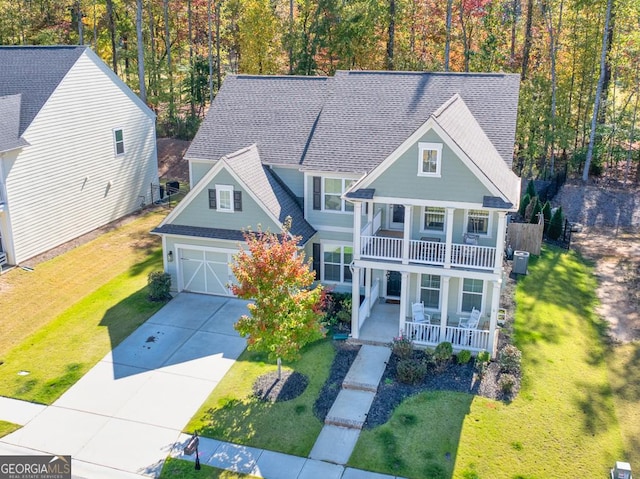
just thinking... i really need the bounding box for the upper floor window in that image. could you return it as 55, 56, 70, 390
208, 185, 242, 213
423, 207, 446, 232
466, 209, 490, 235
420, 274, 441, 309
113, 128, 125, 156
418, 142, 442, 177
313, 177, 354, 213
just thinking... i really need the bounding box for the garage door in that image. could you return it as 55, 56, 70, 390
178, 247, 236, 296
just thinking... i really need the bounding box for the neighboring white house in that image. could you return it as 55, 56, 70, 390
152, 71, 521, 356
0, 46, 158, 266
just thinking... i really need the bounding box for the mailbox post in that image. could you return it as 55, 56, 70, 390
184, 433, 201, 470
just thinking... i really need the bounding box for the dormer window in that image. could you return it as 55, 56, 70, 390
418, 142, 442, 177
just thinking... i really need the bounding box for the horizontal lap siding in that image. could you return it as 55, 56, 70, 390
5, 52, 157, 263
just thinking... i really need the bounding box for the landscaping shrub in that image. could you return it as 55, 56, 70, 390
434, 342, 453, 362
475, 350, 491, 378
499, 373, 517, 394
529, 197, 542, 224
456, 349, 472, 364
548, 206, 564, 240
391, 336, 413, 360
499, 345, 522, 373
396, 358, 428, 385
518, 193, 531, 217
542, 201, 552, 233
147, 271, 172, 301
525, 179, 537, 199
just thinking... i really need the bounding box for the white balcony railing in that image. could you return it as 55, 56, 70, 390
360, 236, 496, 270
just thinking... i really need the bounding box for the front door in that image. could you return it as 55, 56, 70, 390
389, 204, 405, 230
386, 270, 402, 297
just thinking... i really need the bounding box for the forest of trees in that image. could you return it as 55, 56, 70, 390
1, 0, 639, 182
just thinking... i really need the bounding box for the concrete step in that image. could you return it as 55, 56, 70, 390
308, 425, 361, 464
324, 389, 375, 430
342, 344, 391, 392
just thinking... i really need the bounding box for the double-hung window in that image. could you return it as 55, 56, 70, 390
423, 207, 446, 232
113, 128, 125, 155
466, 209, 490, 235
323, 245, 353, 283
208, 185, 242, 212
417, 142, 442, 177
319, 178, 354, 213
461, 278, 483, 312
420, 274, 441, 310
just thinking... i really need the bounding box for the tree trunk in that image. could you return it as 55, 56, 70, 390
136, 0, 147, 104
444, 0, 453, 71
207, 0, 214, 104
106, 0, 117, 73
386, 0, 395, 70
510, 0, 519, 64
163, 0, 174, 118
626, 80, 639, 183
582, 0, 613, 183
216, 0, 221, 89
187, 0, 195, 116
148, 0, 157, 103
521, 0, 533, 80
544, 0, 564, 176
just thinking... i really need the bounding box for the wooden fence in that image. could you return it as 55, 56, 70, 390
506, 214, 544, 255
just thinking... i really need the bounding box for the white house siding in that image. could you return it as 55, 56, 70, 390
4, 51, 157, 264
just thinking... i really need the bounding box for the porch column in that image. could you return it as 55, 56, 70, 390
402, 205, 412, 265
353, 202, 363, 261
488, 279, 501, 357
444, 208, 455, 268
367, 201, 373, 223
365, 267, 373, 317
439, 276, 451, 343
351, 266, 362, 339
494, 212, 507, 274
399, 271, 410, 336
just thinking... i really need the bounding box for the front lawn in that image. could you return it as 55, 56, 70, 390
159, 458, 258, 478
0, 210, 167, 404
351, 247, 626, 478
0, 420, 20, 438
185, 340, 334, 457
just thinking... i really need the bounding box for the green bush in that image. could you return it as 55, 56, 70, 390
457, 349, 472, 364
475, 350, 491, 377
148, 271, 172, 301
542, 201, 552, 233
525, 180, 537, 199
548, 206, 564, 240
499, 373, 517, 394
499, 345, 522, 373
391, 336, 413, 360
529, 197, 542, 224
518, 193, 531, 217
396, 358, 428, 385
434, 342, 453, 362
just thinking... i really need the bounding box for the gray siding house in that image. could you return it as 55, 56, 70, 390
153, 71, 520, 356
0, 46, 158, 266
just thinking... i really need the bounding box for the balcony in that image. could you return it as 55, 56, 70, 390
360, 234, 497, 270
404, 320, 491, 352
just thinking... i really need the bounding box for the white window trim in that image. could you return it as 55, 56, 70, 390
417, 273, 442, 311
321, 242, 354, 284
417, 142, 442, 178
113, 128, 125, 156
322, 177, 355, 214
420, 206, 447, 233
464, 209, 492, 237
216, 184, 234, 213
458, 278, 485, 314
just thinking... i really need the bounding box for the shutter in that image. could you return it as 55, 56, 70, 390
312, 243, 321, 280
312, 176, 321, 210
208, 189, 216, 209
233, 190, 242, 211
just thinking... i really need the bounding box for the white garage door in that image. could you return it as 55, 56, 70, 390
178, 247, 236, 296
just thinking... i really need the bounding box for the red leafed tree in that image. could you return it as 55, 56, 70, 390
230, 217, 325, 378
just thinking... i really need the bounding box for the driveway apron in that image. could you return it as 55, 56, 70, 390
0, 293, 248, 478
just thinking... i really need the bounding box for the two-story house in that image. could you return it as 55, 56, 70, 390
0, 46, 158, 267
152, 71, 520, 356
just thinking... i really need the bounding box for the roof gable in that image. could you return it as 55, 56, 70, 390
161, 145, 315, 243
0, 46, 85, 135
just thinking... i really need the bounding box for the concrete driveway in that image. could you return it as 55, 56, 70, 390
0, 293, 248, 478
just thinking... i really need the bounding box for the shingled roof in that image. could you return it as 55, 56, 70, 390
187, 70, 520, 173
0, 46, 86, 136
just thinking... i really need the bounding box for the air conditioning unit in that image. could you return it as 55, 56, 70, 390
611, 461, 633, 479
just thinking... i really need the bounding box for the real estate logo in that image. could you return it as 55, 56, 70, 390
0, 455, 71, 479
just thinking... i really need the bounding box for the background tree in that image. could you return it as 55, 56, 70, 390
230, 218, 325, 379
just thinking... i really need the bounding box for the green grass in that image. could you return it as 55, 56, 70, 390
0, 421, 20, 438
0, 250, 165, 404
185, 339, 334, 457
351, 247, 627, 478
159, 458, 259, 478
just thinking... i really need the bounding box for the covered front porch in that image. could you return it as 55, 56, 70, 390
357, 301, 498, 355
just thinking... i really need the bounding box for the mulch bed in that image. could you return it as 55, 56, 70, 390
253, 370, 310, 402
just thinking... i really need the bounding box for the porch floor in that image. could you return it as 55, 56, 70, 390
357, 301, 399, 344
